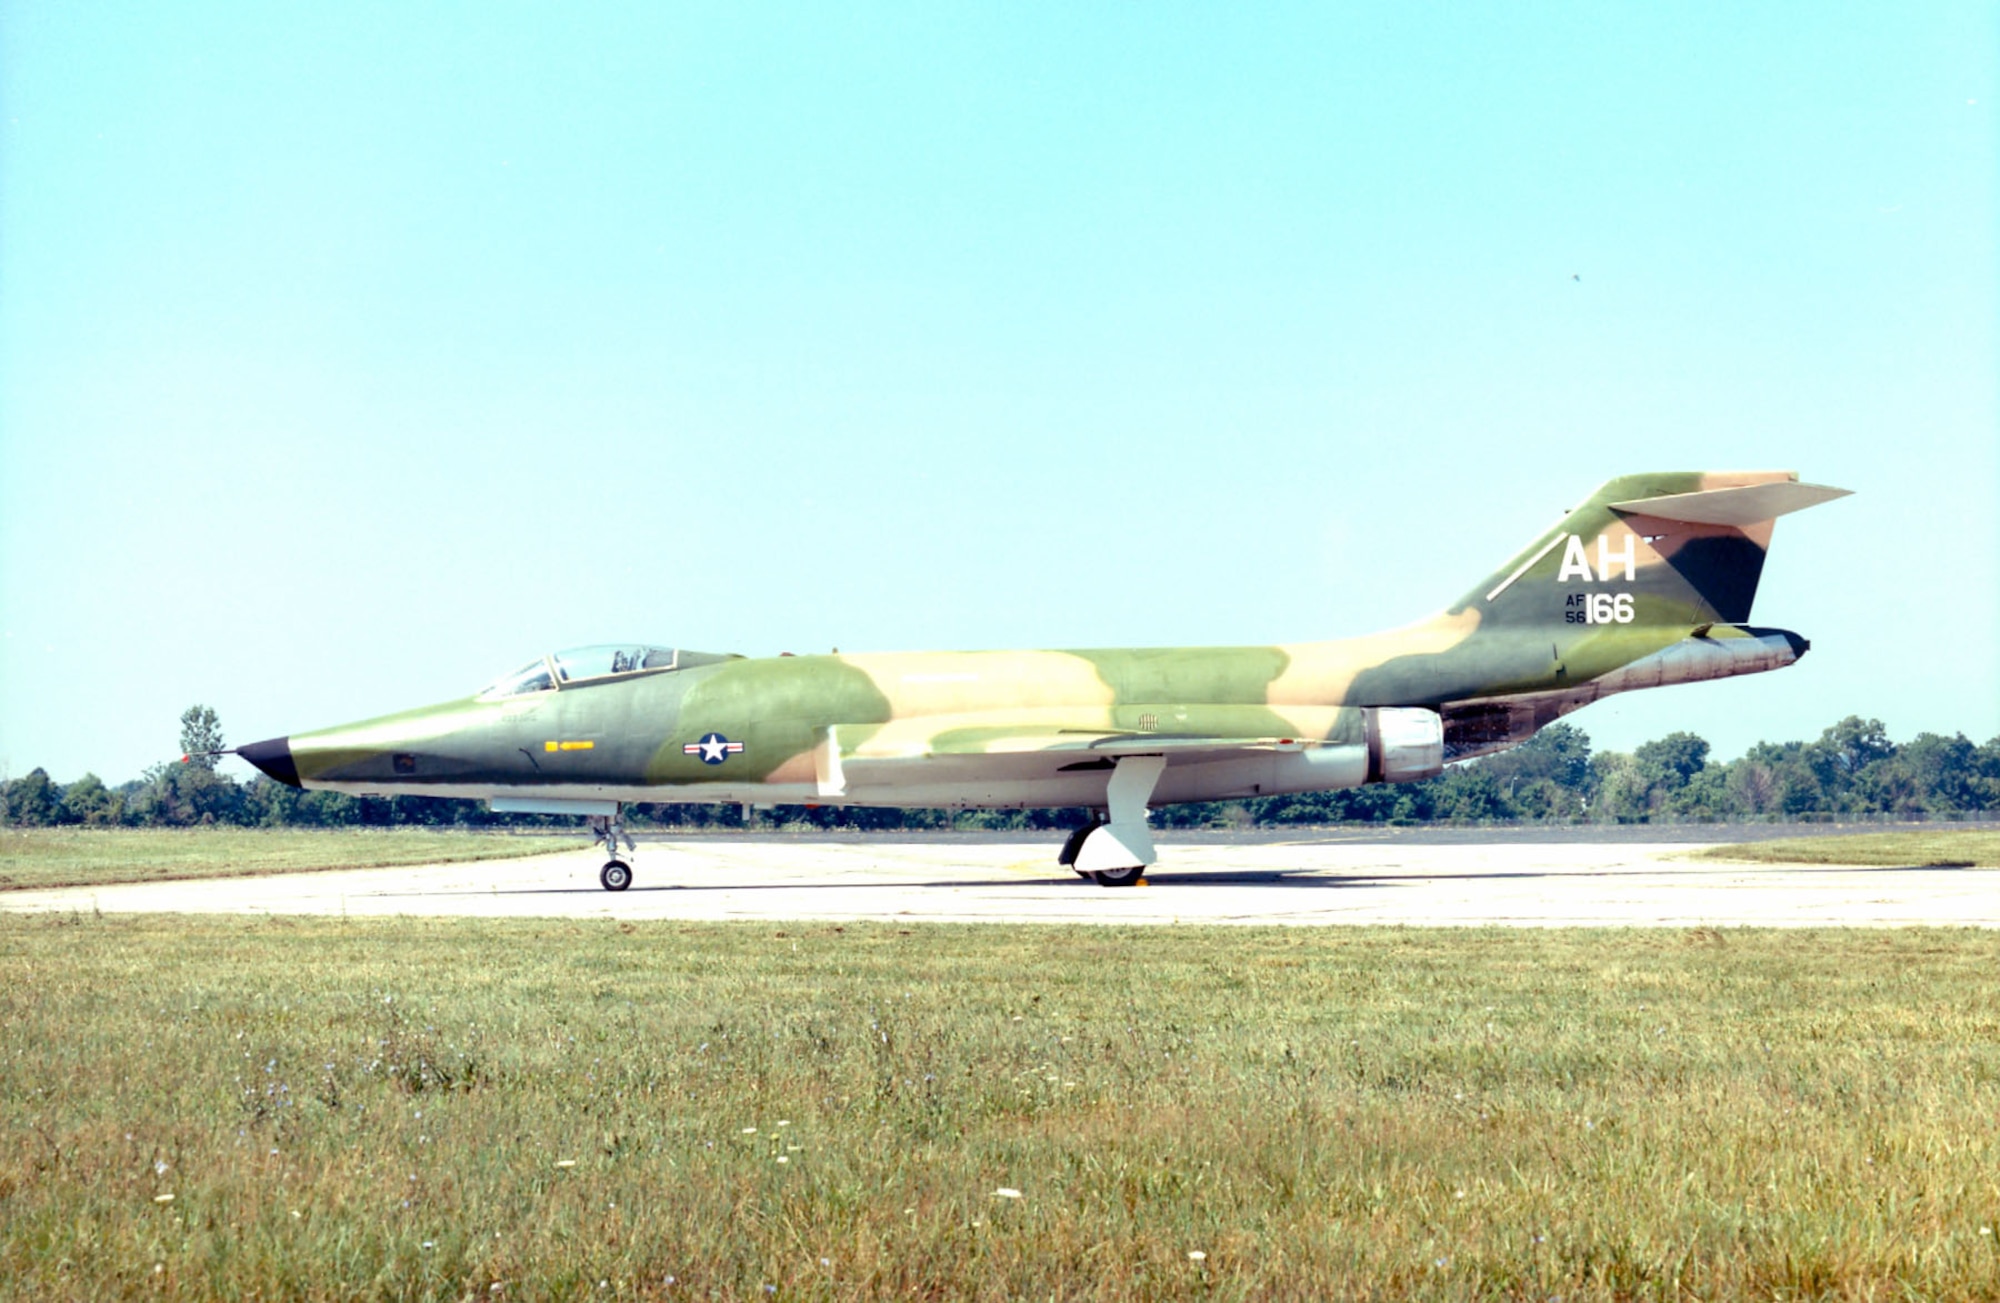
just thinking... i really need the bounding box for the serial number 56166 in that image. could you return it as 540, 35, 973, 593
1566, 593, 1635, 625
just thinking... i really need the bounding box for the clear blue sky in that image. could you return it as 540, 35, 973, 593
3, 3, 1994, 785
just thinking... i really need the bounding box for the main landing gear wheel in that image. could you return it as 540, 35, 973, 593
600, 860, 632, 892
1058, 822, 1099, 877
1063, 756, 1167, 888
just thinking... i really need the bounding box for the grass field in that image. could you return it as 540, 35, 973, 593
1693, 828, 2000, 868
3, 918, 1997, 1300
0, 828, 585, 892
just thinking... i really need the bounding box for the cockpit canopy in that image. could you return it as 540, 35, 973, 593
479, 644, 733, 698
554, 644, 680, 682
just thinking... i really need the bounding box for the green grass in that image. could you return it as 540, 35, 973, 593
1691, 828, 2000, 868
3, 919, 1997, 1300
0, 828, 584, 892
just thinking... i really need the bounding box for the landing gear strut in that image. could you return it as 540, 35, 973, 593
1058, 755, 1166, 888
589, 805, 636, 892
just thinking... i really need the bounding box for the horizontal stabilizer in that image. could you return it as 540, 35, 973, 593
1610, 480, 1850, 526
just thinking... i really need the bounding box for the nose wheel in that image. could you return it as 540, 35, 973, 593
589, 807, 637, 892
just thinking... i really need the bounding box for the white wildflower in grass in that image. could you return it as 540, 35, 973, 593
1187, 1250, 1207, 1262
776, 1156, 790, 1164
154, 1193, 174, 1204
994, 1187, 1022, 1199
555, 1160, 577, 1169
742, 1127, 757, 1134
776, 1120, 790, 1127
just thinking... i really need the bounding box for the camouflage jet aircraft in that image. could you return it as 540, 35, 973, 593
237, 471, 1846, 891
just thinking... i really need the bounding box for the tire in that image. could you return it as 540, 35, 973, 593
1090, 864, 1144, 888
600, 860, 632, 892
1057, 823, 1096, 867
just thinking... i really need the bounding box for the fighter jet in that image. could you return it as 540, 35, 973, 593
237, 471, 1847, 891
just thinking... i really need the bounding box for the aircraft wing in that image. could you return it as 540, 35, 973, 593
871, 727, 1328, 761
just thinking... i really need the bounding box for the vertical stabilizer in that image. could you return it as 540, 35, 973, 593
1463, 471, 1849, 631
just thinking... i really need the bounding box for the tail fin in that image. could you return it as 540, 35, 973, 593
1463, 472, 1850, 630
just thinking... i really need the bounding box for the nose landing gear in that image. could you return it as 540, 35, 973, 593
589, 806, 636, 892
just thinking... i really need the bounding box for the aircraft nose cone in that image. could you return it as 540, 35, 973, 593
238, 736, 301, 788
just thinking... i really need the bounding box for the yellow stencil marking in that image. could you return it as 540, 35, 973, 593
544, 740, 596, 752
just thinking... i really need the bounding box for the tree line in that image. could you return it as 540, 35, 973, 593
4, 706, 1997, 831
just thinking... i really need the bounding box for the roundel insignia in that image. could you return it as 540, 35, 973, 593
683, 732, 745, 765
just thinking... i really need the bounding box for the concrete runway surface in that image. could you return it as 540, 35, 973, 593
5, 834, 1996, 927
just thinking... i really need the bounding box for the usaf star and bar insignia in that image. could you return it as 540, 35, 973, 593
684, 732, 745, 765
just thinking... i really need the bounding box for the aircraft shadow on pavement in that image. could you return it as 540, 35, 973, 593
362, 878, 1086, 898
347, 858, 1972, 900
1155, 870, 1403, 887
359, 871, 1401, 898
1158, 861, 1978, 885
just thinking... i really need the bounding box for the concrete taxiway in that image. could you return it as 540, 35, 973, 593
4, 834, 1995, 926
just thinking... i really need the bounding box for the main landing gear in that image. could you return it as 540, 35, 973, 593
589, 805, 637, 892
1058, 755, 1165, 888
